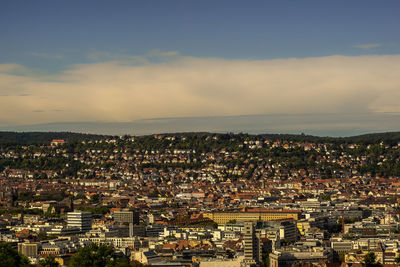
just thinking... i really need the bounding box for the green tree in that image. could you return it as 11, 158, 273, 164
91, 194, 100, 203
261, 252, 270, 267
39, 255, 60, 267
362, 252, 382, 267
68, 243, 128, 267
0, 242, 32, 267
395, 254, 400, 264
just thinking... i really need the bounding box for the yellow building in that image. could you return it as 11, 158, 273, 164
203, 208, 301, 224
297, 220, 312, 236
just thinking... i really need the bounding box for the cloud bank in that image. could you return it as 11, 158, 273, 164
0, 54, 400, 127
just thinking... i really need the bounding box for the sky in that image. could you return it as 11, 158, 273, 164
1, 1, 400, 136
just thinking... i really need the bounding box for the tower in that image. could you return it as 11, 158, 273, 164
242, 221, 261, 267
113, 209, 139, 237
67, 211, 92, 233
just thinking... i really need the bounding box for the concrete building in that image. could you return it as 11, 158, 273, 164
18, 242, 40, 257
269, 246, 333, 267
331, 240, 353, 253
113, 209, 139, 224
266, 220, 298, 243
204, 208, 301, 225
67, 211, 92, 233
47, 225, 81, 236
113, 209, 140, 237
200, 255, 244, 267
241, 221, 261, 267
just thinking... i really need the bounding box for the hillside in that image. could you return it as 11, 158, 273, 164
0, 131, 109, 145
1, 131, 400, 145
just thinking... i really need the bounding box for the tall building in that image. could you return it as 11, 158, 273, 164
67, 211, 92, 233
266, 220, 298, 243
113, 210, 139, 224
242, 221, 261, 267
113, 209, 139, 237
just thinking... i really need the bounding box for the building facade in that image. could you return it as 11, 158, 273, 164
204, 208, 301, 225
241, 221, 261, 267
67, 211, 92, 233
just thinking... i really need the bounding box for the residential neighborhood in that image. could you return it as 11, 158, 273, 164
0, 132, 400, 266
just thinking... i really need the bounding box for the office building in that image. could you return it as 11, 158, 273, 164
204, 208, 301, 225
242, 221, 261, 267
113, 209, 139, 224
67, 211, 92, 233
113, 209, 140, 237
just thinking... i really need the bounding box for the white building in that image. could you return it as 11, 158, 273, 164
67, 211, 92, 233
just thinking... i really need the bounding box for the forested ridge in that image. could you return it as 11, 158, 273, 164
0, 131, 109, 145
1, 131, 400, 145
1, 131, 400, 179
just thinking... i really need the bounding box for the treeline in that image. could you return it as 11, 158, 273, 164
0, 157, 86, 175
1, 130, 400, 146
0, 131, 109, 145
341, 132, 400, 145
259, 132, 400, 145
0, 242, 149, 267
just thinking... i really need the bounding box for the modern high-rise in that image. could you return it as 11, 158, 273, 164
67, 211, 92, 233
113, 209, 140, 237
113, 210, 139, 224
242, 221, 261, 267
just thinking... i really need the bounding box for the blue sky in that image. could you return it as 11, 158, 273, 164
1, 1, 399, 68
1, 1, 400, 136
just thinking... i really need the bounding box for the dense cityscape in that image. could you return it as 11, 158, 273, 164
0, 132, 399, 266
2, 0, 400, 266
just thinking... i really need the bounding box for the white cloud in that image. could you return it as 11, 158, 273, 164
353, 43, 381, 49
0, 54, 400, 126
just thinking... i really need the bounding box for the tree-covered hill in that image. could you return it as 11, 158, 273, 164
342, 132, 400, 145
1, 130, 400, 178
1, 130, 400, 146
0, 131, 110, 145
256, 132, 400, 145
158, 131, 400, 145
